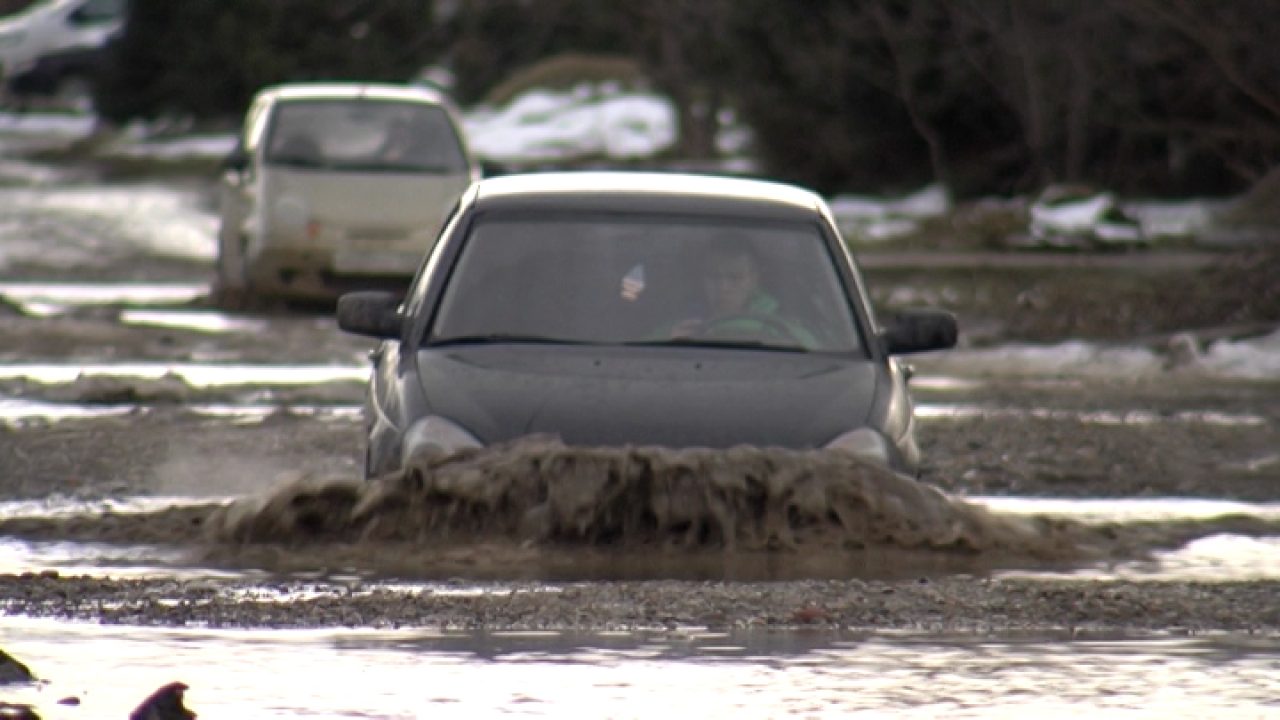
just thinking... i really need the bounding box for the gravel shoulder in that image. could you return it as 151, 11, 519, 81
4, 573, 1277, 634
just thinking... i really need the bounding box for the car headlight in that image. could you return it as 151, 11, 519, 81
824, 427, 892, 466
400, 415, 482, 466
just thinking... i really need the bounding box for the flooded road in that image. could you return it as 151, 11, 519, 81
4, 618, 1278, 719
2, 148, 1279, 717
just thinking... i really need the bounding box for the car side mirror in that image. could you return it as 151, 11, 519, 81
337, 291, 403, 339
222, 145, 250, 172
880, 309, 958, 355
480, 159, 508, 178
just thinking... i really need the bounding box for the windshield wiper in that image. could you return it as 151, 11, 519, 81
428, 333, 598, 347
624, 337, 810, 352
430, 335, 811, 352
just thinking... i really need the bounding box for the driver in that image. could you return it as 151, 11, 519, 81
670, 237, 817, 348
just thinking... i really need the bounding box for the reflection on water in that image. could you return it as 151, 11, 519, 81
0, 281, 207, 307
0, 398, 360, 427
119, 309, 268, 334
2, 618, 1276, 719
1074, 534, 1280, 582
0, 362, 368, 386
0, 538, 214, 579
917, 403, 1267, 427
0, 186, 216, 262
981, 497, 1280, 523
0, 397, 134, 422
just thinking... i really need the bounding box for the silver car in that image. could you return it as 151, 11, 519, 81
215, 82, 479, 304
337, 171, 958, 478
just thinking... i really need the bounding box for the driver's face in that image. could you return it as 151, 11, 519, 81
704, 253, 758, 316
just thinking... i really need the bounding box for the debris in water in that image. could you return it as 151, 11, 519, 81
0, 649, 34, 684
0, 702, 39, 719
129, 681, 196, 720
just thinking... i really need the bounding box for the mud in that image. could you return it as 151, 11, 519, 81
211, 439, 1082, 553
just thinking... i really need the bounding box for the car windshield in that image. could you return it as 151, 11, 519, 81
428, 213, 866, 353
264, 99, 469, 173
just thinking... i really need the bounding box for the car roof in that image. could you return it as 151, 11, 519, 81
254, 82, 453, 107
471, 171, 829, 220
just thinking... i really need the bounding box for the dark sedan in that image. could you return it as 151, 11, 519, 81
337, 171, 956, 478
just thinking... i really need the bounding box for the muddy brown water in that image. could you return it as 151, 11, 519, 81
3, 437, 1276, 586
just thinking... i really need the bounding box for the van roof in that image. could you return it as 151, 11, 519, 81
255, 82, 454, 107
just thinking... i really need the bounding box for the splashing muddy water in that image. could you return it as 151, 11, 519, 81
210, 437, 1081, 554
3, 439, 1278, 583
0, 438, 1192, 582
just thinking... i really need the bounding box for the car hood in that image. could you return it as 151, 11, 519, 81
413, 345, 884, 449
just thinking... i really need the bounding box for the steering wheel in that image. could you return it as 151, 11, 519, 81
700, 312, 807, 346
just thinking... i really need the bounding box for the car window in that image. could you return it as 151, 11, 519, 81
263, 99, 469, 173
428, 212, 865, 353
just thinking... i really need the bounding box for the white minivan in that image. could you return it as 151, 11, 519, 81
215, 82, 480, 304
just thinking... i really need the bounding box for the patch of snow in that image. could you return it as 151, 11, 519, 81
1123, 199, 1222, 240
979, 496, 1280, 522
0, 396, 133, 423
829, 184, 950, 244
0, 110, 96, 137
0, 156, 77, 184
1031, 193, 1115, 235
464, 87, 676, 165
918, 329, 1280, 382
1026, 191, 1149, 248
921, 340, 1164, 378
118, 310, 266, 334
100, 133, 237, 160
1199, 328, 1280, 381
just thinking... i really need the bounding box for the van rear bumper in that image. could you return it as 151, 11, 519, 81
246, 247, 415, 301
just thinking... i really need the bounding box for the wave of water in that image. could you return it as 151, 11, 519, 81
2, 439, 1277, 583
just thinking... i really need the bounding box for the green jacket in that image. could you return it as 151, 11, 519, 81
675, 293, 819, 349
